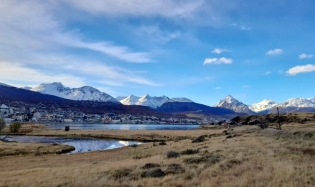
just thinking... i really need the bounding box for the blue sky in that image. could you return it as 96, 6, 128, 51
1, 0, 315, 106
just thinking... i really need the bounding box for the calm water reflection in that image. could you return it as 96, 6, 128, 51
0, 136, 139, 153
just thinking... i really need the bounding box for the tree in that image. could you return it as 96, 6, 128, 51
0, 119, 6, 132
9, 122, 21, 133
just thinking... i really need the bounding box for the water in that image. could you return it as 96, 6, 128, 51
45, 123, 200, 130
0, 136, 139, 154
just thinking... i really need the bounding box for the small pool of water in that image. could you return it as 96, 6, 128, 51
0, 136, 139, 154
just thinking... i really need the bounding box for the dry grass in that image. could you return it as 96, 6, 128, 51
0, 123, 315, 186
0, 141, 74, 157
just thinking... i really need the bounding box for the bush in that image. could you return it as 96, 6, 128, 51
142, 163, 160, 169
9, 122, 21, 133
0, 119, 6, 132
181, 149, 199, 155
65, 125, 70, 131
141, 168, 165, 178
192, 135, 205, 143
167, 151, 180, 158
165, 163, 185, 174
159, 141, 167, 145
110, 168, 133, 180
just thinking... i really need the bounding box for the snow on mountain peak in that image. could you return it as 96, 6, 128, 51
308, 97, 315, 103
278, 98, 315, 108
215, 95, 253, 114
249, 99, 277, 113
0, 82, 12, 87
224, 95, 235, 103
120, 95, 141, 105
167, 98, 193, 103
31, 83, 118, 103
118, 95, 194, 108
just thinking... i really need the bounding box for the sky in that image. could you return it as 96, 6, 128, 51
1, 0, 315, 106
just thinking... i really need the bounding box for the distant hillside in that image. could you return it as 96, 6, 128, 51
157, 101, 235, 114
0, 83, 64, 101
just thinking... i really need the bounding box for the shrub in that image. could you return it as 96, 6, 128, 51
184, 155, 221, 165
65, 125, 70, 131
192, 135, 205, 143
165, 163, 185, 174
159, 141, 167, 145
110, 168, 133, 180
9, 122, 21, 133
141, 168, 165, 178
181, 149, 199, 155
0, 119, 6, 132
184, 157, 208, 164
167, 151, 180, 158
142, 163, 160, 169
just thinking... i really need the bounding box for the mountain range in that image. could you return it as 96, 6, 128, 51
29, 82, 119, 103
117, 95, 193, 109
215, 95, 315, 114
3, 82, 315, 115
0, 83, 237, 119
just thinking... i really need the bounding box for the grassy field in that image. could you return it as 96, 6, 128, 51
0, 121, 315, 186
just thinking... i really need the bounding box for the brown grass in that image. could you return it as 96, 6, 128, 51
0, 123, 315, 186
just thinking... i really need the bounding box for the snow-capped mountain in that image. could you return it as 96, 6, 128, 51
214, 95, 254, 114
277, 98, 315, 108
166, 98, 193, 103
268, 98, 315, 113
31, 82, 119, 103
308, 97, 315, 103
22, 86, 32, 90
0, 82, 13, 87
119, 95, 141, 105
119, 94, 169, 108
249, 99, 277, 113
118, 95, 194, 108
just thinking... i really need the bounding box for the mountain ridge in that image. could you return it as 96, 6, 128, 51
31, 82, 119, 103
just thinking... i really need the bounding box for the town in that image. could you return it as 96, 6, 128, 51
0, 102, 205, 124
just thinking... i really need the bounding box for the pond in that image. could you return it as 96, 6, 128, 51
0, 136, 140, 154
45, 123, 200, 130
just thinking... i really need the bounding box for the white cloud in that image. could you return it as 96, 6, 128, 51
60, 0, 205, 19
0, 0, 161, 89
241, 25, 251, 30
215, 87, 222, 90
135, 25, 181, 44
299, 53, 314, 59
242, 85, 249, 88
266, 71, 271, 75
286, 64, 315, 75
0, 61, 85, 88
266, 48, 283, 55
211, 48, 231, 54
203, 57, 233, 65
0, 1, 153, 63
